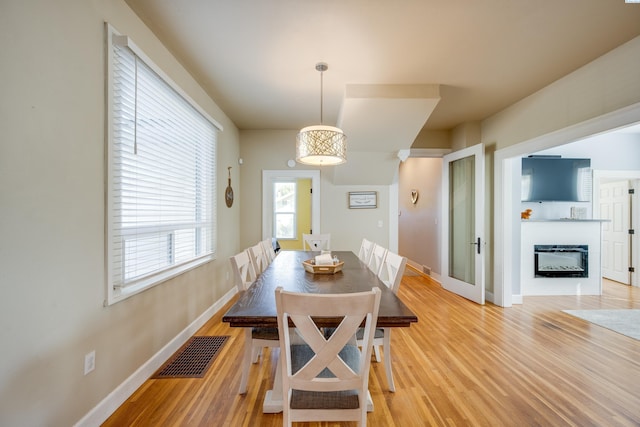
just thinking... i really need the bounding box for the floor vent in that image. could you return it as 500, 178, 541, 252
152, 336, 229, 379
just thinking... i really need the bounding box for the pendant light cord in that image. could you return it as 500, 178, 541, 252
319, 68, 324, 124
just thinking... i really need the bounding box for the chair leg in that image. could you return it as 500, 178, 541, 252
251, 344, 261, 363
238, 328, 252, 394
383, 328, 395, 392
373, 344, 382, 362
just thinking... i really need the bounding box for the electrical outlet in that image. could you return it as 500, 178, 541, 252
84, 350, 95, 375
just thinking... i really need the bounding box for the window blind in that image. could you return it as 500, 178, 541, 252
108, 31, 217, 294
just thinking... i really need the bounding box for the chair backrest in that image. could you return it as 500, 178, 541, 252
248, 242, 269, 274
261, 237, 277, 262
378, 250, 407, 294
229, 249, 257, 292
275, 286, 381, 425
357, 238, 374, 264
302, 233, 331, 251
367, 244, 387, 276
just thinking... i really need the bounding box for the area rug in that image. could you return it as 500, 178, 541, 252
562, 309, 640, 341
152, 335, 229, 378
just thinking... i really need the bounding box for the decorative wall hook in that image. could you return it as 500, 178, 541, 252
225, 166, 234, 207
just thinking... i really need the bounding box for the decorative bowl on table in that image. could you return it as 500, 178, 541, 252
302, 259, 344, 274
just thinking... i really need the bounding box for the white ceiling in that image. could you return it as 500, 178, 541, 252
124, 0, 640, 137
124, 0, 640, 184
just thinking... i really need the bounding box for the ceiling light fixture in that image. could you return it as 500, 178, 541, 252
296, 62, 347, 166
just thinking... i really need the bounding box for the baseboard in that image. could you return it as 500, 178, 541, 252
512, 294, 523, 304
485, 290, 494, 304
74, 286, 238, 427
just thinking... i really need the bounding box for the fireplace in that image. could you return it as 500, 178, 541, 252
534, 245, 588, 278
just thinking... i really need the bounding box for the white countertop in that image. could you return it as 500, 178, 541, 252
522, 219, 610, 222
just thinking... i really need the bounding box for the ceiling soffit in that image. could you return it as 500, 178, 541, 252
331, 84, 440, 185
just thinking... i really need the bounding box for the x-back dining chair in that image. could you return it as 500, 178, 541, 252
229, 249, 279, 394
275, 286, 381, 427
357, 238, 374, 265
248, 241, 269, 275
229, 249, 256, 293
357, 250, 407, 392
261, 237, 277, 263
366, 243, 387, 276
302, 233, 331, 251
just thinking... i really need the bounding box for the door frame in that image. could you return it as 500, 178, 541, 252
262, 170, 321, 241
494, 102, 640, 307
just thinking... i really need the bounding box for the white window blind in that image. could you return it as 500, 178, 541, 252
107, 26, 218, 301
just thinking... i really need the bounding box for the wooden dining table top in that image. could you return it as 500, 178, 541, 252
222, 250, 418, 328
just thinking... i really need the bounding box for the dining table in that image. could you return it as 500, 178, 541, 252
222, 249, 418, 413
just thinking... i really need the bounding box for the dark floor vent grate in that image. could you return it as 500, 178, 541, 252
152, 336, 229, 379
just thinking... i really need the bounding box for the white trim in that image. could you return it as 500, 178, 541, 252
74, 286, 237, 427
262, 170, 321, 239
494, 102, 640, 307
409, 148, 452, 158
389, 172, 399, 253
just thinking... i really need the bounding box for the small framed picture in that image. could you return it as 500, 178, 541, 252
348, 191, 377, 209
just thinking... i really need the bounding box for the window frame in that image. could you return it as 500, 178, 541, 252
105, 24, 222, 305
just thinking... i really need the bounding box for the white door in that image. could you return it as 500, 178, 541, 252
441, 144, 485, 304
600, 180, 630, 284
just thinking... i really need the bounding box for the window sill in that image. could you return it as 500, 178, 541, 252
105, 254, 214, 306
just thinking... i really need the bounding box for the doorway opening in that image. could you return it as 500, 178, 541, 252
495, 103, 640, 307
262, 170, 320, 249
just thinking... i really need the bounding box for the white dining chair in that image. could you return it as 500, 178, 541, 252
275, 286, 381, 427
357, 250, 407, 392
261, 237, 277, 263
248, 241, 269, 274
302, 233, 331, 251
229, 249, 256, 293
366, 243, 387, 276
357, 238, 374, 264
229, 249, 279, 394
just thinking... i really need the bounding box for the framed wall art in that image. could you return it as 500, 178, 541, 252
348, 191, 377, 209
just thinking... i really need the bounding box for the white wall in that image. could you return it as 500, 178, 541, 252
0, 1, 240, 425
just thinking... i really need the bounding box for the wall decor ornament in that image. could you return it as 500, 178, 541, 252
225, 166, 234, 207
348, 191, 377, 209
411, 189, 419, 204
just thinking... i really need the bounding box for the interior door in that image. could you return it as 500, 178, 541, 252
441, 144, 485, 304
600, 180, 630, 284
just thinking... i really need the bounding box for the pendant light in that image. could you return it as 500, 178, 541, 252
296, 62, 347, 165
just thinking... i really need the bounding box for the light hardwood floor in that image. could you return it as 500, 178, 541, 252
103, 276, 640, 426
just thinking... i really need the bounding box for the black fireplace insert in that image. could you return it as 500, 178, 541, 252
534, 245, 588, 278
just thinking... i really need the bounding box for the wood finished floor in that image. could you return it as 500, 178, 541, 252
102, 276, 640, 426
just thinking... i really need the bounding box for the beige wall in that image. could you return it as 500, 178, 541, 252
482, 37, 640, 149
240, 130, 391, 254
0, 1, 240, 425
398, 158, 442, 275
